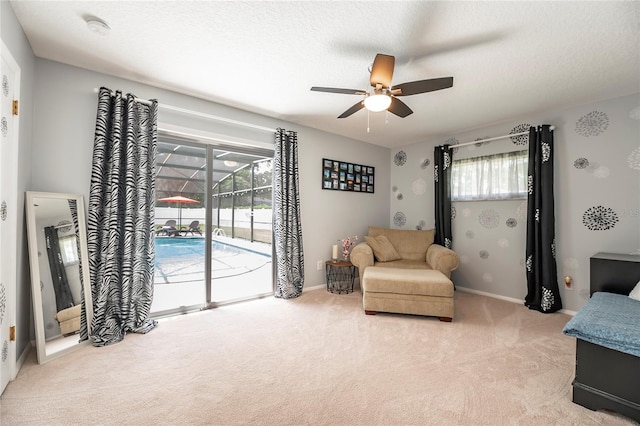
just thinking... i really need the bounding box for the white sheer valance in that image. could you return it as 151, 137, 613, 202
451, 150, 528, 201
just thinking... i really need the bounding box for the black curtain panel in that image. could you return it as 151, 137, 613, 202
87, 87, 159, 346
434, 145, 453, 248
44, 226, 75, 312
525, 125, 562, 313
273, 128, 305, 299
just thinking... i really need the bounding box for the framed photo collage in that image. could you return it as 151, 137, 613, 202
322, 158, 375, 193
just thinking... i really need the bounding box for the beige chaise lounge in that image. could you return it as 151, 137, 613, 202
350, 227, 459, 321
55, 304, 81, 336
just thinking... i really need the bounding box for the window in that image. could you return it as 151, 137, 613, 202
451, 150, 528, 201
59, 235, 79, 266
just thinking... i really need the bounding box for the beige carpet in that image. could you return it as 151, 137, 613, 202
1, 289, 637, 426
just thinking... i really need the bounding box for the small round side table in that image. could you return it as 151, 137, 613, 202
325, 260, 356, 294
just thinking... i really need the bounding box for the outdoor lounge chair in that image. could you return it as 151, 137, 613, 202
158, 220, 179, 236
183, 220, 202, 236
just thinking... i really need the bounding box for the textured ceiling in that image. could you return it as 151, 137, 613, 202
9, 1, 640, 148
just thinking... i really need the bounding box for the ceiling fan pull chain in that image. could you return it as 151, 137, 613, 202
386, 110, 389, 125
367, 110, 370, 133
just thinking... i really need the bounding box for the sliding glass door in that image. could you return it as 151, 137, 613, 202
151, 135, 273, 316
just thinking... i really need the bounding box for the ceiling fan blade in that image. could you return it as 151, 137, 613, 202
338, 101, 365, 119
311, 87, 367, 95
369, 54, 395, 88
392, 77, 453, 96
387, 97, 413, 118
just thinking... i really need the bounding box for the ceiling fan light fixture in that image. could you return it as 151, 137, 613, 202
364, 93, 391, 112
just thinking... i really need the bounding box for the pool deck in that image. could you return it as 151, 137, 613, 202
151, 236, 273, 314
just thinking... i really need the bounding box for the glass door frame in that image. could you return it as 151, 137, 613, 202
152, 134, 274, 318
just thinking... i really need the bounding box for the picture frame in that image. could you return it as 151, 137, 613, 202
322, 158, 375, 193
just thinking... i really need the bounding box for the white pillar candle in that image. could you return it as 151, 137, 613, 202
332, 244, 338, 260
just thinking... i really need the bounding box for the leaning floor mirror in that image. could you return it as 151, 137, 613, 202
25, 191, 93, 364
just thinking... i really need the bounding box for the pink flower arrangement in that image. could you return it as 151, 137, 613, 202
339, 235, 358, 261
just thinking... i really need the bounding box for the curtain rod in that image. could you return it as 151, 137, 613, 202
53, 223, 73, 230
93, 88, 276, 133
93, 87, 154, 106
447, 125, 555, 149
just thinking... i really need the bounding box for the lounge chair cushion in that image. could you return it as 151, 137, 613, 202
364, 235, 401, 262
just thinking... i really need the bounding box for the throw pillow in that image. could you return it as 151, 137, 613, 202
629, 281, 640, 301
364, 235, 401, 262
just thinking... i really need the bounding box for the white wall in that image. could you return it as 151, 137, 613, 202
31, 59, 390, 291
390, 93, 640, 312
1, 0, 37, 363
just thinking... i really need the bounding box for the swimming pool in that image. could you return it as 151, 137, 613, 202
154, 237, 271, 284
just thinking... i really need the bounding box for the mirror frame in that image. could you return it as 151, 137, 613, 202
25, 191, 93, 364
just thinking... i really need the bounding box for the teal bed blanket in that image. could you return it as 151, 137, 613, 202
562, 292, 640, 358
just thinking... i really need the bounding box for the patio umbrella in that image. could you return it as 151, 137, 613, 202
158, 195, 199, 231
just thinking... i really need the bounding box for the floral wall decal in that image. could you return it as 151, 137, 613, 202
420, 158, 430, 169
510, 123, 531, 145
416, 220, 426, 230
479, 250, 489, 259
411, 178, 426, 195
478, 209, 500, 229
393, 211, 406, 227
506, 218, 517, 228
0, 283, 5, 324
575, 111, 609, 137
628, 147, 640, 170
629, 106, 640, 120
445, 137, 459, 154
465, 230, 475, 239
574, 158, 589, 169
474, 137, 490, 147
1, 75, 8, 97
396, 193, 403, 200
591, 166, 610, 178
394, 150, 407, 166
582, 205, 619, 230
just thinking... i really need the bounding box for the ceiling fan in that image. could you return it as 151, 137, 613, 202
311, 53, 453, 119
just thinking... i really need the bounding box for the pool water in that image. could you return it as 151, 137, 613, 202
154, 237, 271, 284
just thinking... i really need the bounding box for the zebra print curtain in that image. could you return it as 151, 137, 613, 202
68, 199, 89, 342
434, 145, 453, 248
273, 128, 304, 299
87, 87, 158, 346
525, 125, 562, 313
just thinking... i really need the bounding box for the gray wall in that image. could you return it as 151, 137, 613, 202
31, 58, 390, 292
2, 0, 36, 363
390, 93, 640, 312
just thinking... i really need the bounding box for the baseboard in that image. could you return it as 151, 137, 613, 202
456, 286, 577, 316
14, 341, 32, 379
456, 286, 524, 305
303, 283, 326, 292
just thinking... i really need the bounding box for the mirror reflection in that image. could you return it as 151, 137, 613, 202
26, 192, 93, 364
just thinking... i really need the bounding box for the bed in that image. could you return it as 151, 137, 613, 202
562, 252, 640, 422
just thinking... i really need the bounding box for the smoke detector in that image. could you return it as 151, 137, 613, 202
86, 18, 110, 36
